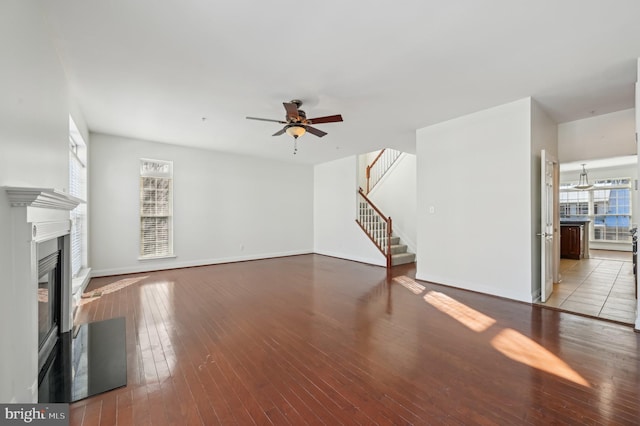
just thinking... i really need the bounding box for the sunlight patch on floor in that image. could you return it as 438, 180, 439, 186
491, 328, 591, 388
423, 291, 496, 332
393, 275, 425, 294
78, 276, 149, 306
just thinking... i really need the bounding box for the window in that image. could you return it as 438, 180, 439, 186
69, 117, 87, 277
560, 178, 632, 243
140, 159, 173, 258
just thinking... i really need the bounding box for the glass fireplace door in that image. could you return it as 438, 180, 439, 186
37, 239, 62, 371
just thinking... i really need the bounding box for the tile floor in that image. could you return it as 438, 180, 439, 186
538, 250, 638, 324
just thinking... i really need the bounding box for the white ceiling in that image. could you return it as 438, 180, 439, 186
42, 0, 640, 164
561, 155, 638, 172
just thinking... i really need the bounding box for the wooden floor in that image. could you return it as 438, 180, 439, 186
70, 255, 640, 425
537, 250, 637, 324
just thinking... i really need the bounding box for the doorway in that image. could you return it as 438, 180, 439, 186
537, 249, 636, 324
537, 156, 638, 324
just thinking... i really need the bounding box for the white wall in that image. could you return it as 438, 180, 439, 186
530, 100, 559, 300
368, 154, 417, 252
314, 156, 385, 266
357, 150, 381, 190
558, 109, 636, 163
0, 0, 71, 402
90, 133, 314, 276
416, 98, 534, 302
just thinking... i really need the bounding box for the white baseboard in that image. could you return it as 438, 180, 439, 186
415, 272, 533, 303
91, 249, 313, 277
313, 249, 386, 267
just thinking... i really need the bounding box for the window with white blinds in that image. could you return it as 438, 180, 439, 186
69, 121, 87, 278
140, 159, 173, 258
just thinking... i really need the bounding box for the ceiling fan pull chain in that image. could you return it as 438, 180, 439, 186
293, 138, 298, 155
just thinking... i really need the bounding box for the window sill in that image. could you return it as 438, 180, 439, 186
72, 268, 92, 295
590, 240, 631, 244
138, 254, 177, 261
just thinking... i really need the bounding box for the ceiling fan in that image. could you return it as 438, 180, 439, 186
246, 100, 343, 154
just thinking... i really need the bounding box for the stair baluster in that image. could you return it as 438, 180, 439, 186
356, 187, 392, 269
365, 148, 402, 194
356, 187, 415, 268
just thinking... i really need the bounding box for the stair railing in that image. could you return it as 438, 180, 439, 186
366, 148, 402, 194
356, 187, 393, 269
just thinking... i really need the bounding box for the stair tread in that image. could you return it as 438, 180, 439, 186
391, 252, 416, 266
391, 252, 414, 258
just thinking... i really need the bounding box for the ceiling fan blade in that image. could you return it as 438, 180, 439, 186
305, 126, 327, 137
247, 116, 287, 124
272, 127, 286, 136
283, 102, 300, 120
307, 114, 343, 124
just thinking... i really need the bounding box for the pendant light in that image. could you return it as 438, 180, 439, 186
574, 164, 593, 190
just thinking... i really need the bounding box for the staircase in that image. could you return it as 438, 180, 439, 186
356, 192, 416, 268
388, 235, 416, 266
357, 148, 415, 269
366, 148, 402, 194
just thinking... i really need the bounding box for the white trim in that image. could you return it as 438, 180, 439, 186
69, 141, 86, 168
31, 221, 71, 243
72, 268, 92, 318
6, 194, 74, 403
72, 268, 92, 295
92, 249, 314, 277
313, 250, 386, 267
139, 159, 173, 257
589, 241, 633, 252
415, 272, 533, 303
5, 186, 83, 210
138, 254, 177, 261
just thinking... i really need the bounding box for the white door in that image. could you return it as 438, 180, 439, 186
541, 149, 556, 302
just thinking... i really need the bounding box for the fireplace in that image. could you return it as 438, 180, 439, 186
37, 238, 64, 374
6, 187, 126, 403
5, 187, 81, 402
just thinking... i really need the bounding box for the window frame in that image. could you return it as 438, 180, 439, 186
139, 158, 174, 259
559, 177, 632, 243
69, 119, 87, 278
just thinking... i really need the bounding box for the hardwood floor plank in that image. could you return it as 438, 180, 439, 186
81, 400, 102, 426
69, 255, 640, 425
115, 389, 133, 426
69, 404, 85, 426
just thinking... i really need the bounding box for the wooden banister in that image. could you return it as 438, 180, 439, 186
358, 187, 388, 221
365, 148, 401, 195
365, 149, 386, 194
356, 187, 393, 269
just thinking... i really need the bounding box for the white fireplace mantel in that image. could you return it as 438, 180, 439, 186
5, 186, 83, 210
4, 186, 84, 402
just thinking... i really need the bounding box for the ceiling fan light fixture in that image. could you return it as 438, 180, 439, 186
286, 125, 306, 139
